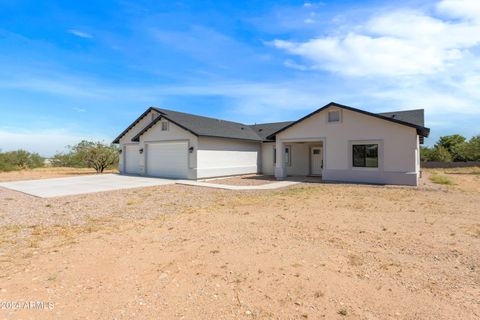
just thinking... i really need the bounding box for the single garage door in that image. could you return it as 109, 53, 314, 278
124, 144, 141, 175
146, 141, 189, 178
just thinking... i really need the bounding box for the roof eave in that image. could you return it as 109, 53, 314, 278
266, 102, 430, 139
131, 112, 199, 142
112, 107, 156, 144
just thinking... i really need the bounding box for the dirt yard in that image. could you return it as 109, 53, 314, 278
0, 167, 118, 183
0, 168, 479, 319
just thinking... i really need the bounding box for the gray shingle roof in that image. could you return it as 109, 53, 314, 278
118, 103, 429, 144
131, 108, 264, 142
249, 121, 295, 140
378, 109, 425, 127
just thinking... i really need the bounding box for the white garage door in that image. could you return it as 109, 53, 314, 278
124, 144, 141, 175
146, 141, 189, 179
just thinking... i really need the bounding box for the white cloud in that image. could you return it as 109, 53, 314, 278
68, 29, 93, 39
270, 0, 480, 118
272, 1, 480, 77
436, 0, 480, 20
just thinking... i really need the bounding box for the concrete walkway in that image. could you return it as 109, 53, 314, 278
0, 174, 300, 198
177, 180, 300, 190
0, 174, 176, 198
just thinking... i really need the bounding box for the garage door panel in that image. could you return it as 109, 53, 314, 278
125, 145, 140, 174
146, 142, 188, 179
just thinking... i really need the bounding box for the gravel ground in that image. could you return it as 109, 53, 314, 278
207, 174, 325, 186
206, 174, 278, 186
0, 168, 478, 319
0, 184, 251, 226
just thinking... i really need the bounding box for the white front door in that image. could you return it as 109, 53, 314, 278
310, 147, 323, 176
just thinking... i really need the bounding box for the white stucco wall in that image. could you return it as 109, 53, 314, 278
261, 143, 275, 175
262, 142, 321, 176
118, 109, 160, 173
139, 119, 198, 179
276, 107, 419, 186
286, 143, 311, 176
197, 137, 261, 179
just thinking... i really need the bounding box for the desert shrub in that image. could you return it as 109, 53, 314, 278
51, 141, 118, 173
50, 152, 84, 168
427, 146, 452, 162
0, 153, 16, 172
0, 150, 44, 172
429, 174, 454, 185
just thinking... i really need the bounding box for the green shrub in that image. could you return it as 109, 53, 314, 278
51, 141, 118, 173
0, 150, 44, 172
429, 174, 454, 185
50, 152, 84, 168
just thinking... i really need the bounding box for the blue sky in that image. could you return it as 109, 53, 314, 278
1, 0, 479, 156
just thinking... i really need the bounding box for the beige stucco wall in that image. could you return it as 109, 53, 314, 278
197, 137, 260, 179
118, 109, 160, 173
261, 143, 275, 175
138, 119, 198, 179
262, 142, 321, 176
118, 110, 160, 145
276, 106, 419, 185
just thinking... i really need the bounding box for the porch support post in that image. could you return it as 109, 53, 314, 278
275, 140, 287, 180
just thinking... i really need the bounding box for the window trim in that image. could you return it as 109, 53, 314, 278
273, 145, 292, 166
349, 140, 383, 171
352, 144, 378, 168
161, 121, 169, 131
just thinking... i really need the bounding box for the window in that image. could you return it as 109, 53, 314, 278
328, 110, 340, 122
285, 146, 291, 165
161, 121, 169, 131
353, 144, 378, 168
273, 146, 291, 165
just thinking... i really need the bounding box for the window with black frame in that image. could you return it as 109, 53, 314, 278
352, 144, 378, 168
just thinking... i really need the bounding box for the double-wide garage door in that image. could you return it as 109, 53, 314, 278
146, 141, 189, 179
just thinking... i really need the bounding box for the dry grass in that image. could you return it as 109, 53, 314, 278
424, 167, 480, 192
429, 173, 455, 185
0, 167, 118, 182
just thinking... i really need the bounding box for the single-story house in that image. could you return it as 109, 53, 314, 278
113, 102, 430, 186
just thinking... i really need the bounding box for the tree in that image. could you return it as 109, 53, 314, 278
0, 150, 44, 172
71, 141, 119, 173
50, 151, 85, 168
436, 134, 467, 161
428, 146, 452, 162
420, 146, 434, 162
462, 135, 480, 161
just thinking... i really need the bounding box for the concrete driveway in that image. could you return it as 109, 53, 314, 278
0, 174, 176, 198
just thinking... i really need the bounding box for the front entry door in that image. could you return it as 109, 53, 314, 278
310, 147, 323, 176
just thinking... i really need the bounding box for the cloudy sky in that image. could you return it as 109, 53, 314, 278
0, 0, 479, 156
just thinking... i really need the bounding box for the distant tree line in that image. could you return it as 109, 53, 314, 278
0, 141, 118, 173
421, 134, 480, 162
0, 150, 44, 172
